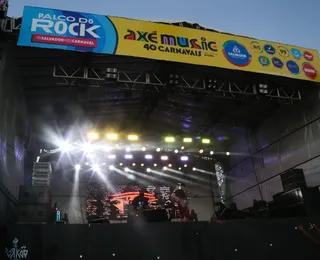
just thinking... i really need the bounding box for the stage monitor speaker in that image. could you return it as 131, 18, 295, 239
17, 203, 51, 223
18, 185, 51, 204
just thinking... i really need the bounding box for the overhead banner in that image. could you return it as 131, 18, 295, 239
18, 6, 320, 82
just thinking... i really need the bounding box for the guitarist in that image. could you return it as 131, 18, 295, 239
171, 183, 190, 222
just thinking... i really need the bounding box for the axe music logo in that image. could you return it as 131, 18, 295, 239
30, 13, 102, 48
124, 29, 218, 57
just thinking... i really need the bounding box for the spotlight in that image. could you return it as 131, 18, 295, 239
109, 165, 115, 170
59, 141, 72, 153
199, 149, 204, 154
119, 162, 123, 166
154, 163, 157, 167
141, 163, 144, 167
178, 167, 182, 170
181, 156, 188, 161
145, 154, 153, 159
108, 154, 116, 159
126, 148, 131, 152
82, 143, 92, 153
87, 132, 99, 140
226, 152, 230, 156
106, 133, 118, 141
163, 166, 167, 170
181, 146, 185, 150
147, 168, 151, 172
183, 138, 192, 143
75, 164, 81, 170
165, 137, 175, 143
124, 167, 129, 172
128, 134, 138, 141
168, 164, 172, 168
142, 147, 146, 151
85, 162, 89, 165
174, 149, 178, 153
258, 84, 268, 94
161, 156, 168, 161
184, 164, 188, 168
132, 163, 136, 166
125, 154, 133, 159
210, 151, 214, 155
202, 139, 210, 144
156, 148, 161, 152
192, 167, 196, 171
92, 164, 99, 171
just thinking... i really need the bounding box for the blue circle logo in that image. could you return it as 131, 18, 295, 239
286, 60, 300, 75
272, 57, 284, 68
264, 44, 276, 55
223, 41, 251, 67
291, 49, 302, 60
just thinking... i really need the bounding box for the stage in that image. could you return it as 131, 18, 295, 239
4, 219, 320, 260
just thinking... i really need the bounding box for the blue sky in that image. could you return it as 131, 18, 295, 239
8, 0, 320, 52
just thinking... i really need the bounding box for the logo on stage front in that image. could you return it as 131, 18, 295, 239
291, 48, 302, 60
302, 62, 317, 79
5, 238, 28, 260
272, 57, 284, 68
258, 56, 270, 67
264, 44, 275, 55
223, 41, 251, 67
287, 60, 300, 75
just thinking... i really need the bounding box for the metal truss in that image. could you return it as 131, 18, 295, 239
0, 17, 21, 33
53, 65, 301, 102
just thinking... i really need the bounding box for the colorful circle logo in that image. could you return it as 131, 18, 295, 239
264, 44, 276, 55
291, 49, 302, 60
258, 56, 270, 66
302, 63, 317, 79
250, 41, 263, 53
304, 51, 314, 61
286, 60, 300, 75
278, 46, 289, 57
223, 41, 252, 67
272, 57, 284, 68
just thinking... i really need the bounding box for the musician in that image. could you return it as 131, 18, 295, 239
171, 183, 190, 222
131, 191, 149, 213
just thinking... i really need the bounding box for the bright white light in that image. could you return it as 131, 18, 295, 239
124, 167, 129, 172
82, 143, 92, 153
178, 167, 182, 170
109, 165, 115, 170
145, 154, 153, 159
59, 141, 72, 153
146, 168, 151, 172
193, 167, 196, 171
142, 147, 146, 151
226, 152, 230, 156
184, 164, 187, 168
174, 149, 179, 153
92, 164, 99, 171
156, 148, 161, 152
127, 174, 135, 180
126, 148, 131, 152
75, 164, 81, 171
108, 154, 116, 159
86, 153, 94, 158
125, 154, 133, 159
161, 156, 168, 161
210, 151, 214, 155
163, 167, 167, 170
181, 156, 188, 161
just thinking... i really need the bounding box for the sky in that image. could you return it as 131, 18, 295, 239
7, 0, 320, 53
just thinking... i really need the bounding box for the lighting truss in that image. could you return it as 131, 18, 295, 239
53, 66, 301, 102
0, 17, 21, 33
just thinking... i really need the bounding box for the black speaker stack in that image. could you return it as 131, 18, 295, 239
16, 185, 52, 223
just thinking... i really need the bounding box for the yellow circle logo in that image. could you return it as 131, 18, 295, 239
278, 46, 289, 57
250, 41, 262, 53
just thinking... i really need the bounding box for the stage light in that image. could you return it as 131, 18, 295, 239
85, 162, 89, 165
87, 132, 99, 140
161, 156, 168, 161
145, 154, 153, 159
165, 137, 175, 143
142, 147, 146, 151
126, 148, 131, 152
184, 164, 188, 168
156, 148, 161, 152
82, 143, 92, 153
119, 162, 123, 166
226, 152, 230, 156
125, 154, 133, 159
210, 151, 214, 155
59, 141, 72, 153
154, 163, 157, 167
258, 84, 268, 94
75, 164, 81, 170
174, 149, 178, 153
168, 164, 172, 168
199, 149, 204, 154
181, 156, 188, 161
163, 166, 167, 170
108, 154, 116, 159
181, 146, 185, 150
202, 139, 210, 144
109, 165, 115, 170
92, 164, 99, 171
106, 133, 118, 141
193, 167, 196, 171
147, 168, 151, 172
183, 138, 192, 143
132, 163, 136, 166
124, 167, 129, 172
141, 163, 144, 167
178, 167, 182, 170
128, 134, 138, 141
